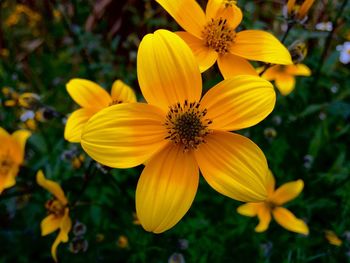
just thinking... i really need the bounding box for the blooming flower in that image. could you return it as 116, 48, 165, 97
37, 170, 72, 262
336, 42, 350, 64
64, 79, 136, 142
259, 64, 311, 95
286, 0, 315, 22
0, 127, 31, 194
237, 171, 309, 235
325, 230, 342, 246
81, 30, 276, 233
156, 0, 292, 78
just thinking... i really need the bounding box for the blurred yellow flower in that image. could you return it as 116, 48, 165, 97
325, 230, 342, 246
64, 79, 136, 143
0, 127, 31, 194
287, 0, 315, 21
156, 0, 292, 78
117, 235, 129, 248
81, 30, 276, 233
36, 170, 72, 262
259, 64, 311, 96
5, 4, 41, 28
237, 171, 309, 235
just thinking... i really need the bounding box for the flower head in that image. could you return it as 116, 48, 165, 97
336, 41, 350, 64
156, 0, 292, 78
259, 63, 311, 95
81, 30, 276, 233
64, 79, 136, 143
237, 171, 309, 235
37, 170, 72, 262
286, 0, 315, 22
0, 127, 31, 194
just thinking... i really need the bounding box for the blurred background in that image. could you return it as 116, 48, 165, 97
0, 0, 350, 262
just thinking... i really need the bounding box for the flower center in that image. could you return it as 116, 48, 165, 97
0, 154, 14, 176
223, 0, 237, 8
45, 199, 66, 216
202, 18, 236, 55
164, 100, 212, 151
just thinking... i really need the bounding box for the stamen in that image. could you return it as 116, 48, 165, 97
164, 100, 212, 152
45, 199, 66, 216
202, 18, 236, 55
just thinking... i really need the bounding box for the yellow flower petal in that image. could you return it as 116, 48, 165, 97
41, 214, 62, 236
325, 230, 343, 246
64, 108, 96, 143
66, 78, 111, 109
0, 127, 10, 137
36, 170, 68, 205
155, 0, 206, 38
272, 207, 309, 235
260, 65, 281, 81
200, 75, 275, 131
195, 131, 268, 202
110, 80, 137, 103
237, 202, 260, 217
230, 30, 292, 65
0, 166, 18, 194
287, 0, 296, 14
275, 74, 296, 96
11, 129, 31, 163
136, 144, 199, 233
286, 64, 311, 76
270, 179, 304, 205
81, 103, 168, 168
266, 170, 276, 197
137, 30, 202, 112
176, 31, 218, 73
217, 53, 257, 78
298, 0, 315, 19
51, 208, 71, 262
206, 0, 243, 29
255, 204, 271, 232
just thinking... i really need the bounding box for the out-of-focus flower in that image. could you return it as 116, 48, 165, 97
168, 253, 185, 263
37, 170, 72, 262
0, 127, 31, 194
264, 127, 277, 139
72, 221, 87, 236
315, 22, 333, 32
325, 230, 342, 246
303, 155, 313, 169
96, 234, 105, 242
336, 42, 350, 64
237, 171, 309, 235
64, 79, 136, 143
286, 0, 315, 22
2, 87, 19, 107
61, 147, 85, 169
81, 30, 275, 233
69, 236, 88, 253
5, 4, 41, 28
156, 0, 291, 78
0, 48, 9, 57
117, 235, 129, 248
289, 41, 307, 64
259, 63, 311, 96
178, 239, 189, 250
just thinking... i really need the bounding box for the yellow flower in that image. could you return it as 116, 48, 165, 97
287, 0, 315, 21
117, 235, 129, 248
64, 79, 136, 143
156, 0, 292, 78
36, 170, 72, 262
325, 230, 342, 246
259, 64, 311, 96
237, 171, 309, 235
81, 30, 276, 233
0, 127, 31, 194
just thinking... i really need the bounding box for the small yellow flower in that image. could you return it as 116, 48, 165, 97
259, 64, 311, 96
64, 79, 136, 143
37, 170, 72, 262
81, 30, 276, 233
117, 235, 129, 248
325, 230, 342, 246
287, 0, 315, 21
0, 127, 31, 194
156, 0, 292, 78
237, 171, 309, 235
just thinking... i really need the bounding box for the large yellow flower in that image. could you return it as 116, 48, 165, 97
37, 170, 72, 262
64, 79, 136, 143
237, 171, 309, 235
156, 0, 292, 78
81, 30, 276, 233
0, 127, 31, 194
259, 63, 311, 95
